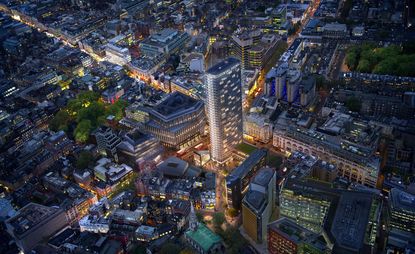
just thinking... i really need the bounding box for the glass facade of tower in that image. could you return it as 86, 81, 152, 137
205, 57, 243, 164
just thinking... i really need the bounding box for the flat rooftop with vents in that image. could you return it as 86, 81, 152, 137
152, 92, 204, 121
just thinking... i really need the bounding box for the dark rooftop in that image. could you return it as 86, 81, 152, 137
152, 92, 203, 119
245, 190, 266, 211
252, 167, 274, 187
227, 148, 267, 181
329, 191, 373, 253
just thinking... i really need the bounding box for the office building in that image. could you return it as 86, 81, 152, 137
93, 126, 121, 160
5, 203, 68, 252
242, 167, 276, 243
328, 191, 381, 253
244, 113, 273, 143
226, 148, 268, 209
388, 188, 415, 233
139, 28, 189, 57
125, 102, 151, 124
267, 66, 316, 106
268, 217, 329, 254
116, 129, 163, 169
144, 92, 206, 149
105, 43, 131, 66
231, 30, 261, 70
273, 116, 380, 187
279, 179, 381, 252
231, 31, 280, 70
279, 179, 336, 233
205, 57, 243, 164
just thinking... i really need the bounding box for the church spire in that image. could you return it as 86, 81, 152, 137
189, 200, 198, 231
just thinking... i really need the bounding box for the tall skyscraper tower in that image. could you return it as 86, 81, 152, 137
205, 57, 243, 164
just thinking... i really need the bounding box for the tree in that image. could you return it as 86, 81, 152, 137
373, 57, 398, 75
74, 119, 92, 143
132, 245, 146, 254
49, 110, 71, 132
345, 50, 358, 70
356, 59, 371, 73
397, 61, 415, 77
213, 212, 225, 227
76, 101, 106, 127
159, 243, 182, 254
76, 151, 94, 169
196, 211, 203, 222
107, 99, 128, 120
403, 40, 415, 54
226, 208, 238, 218
180, 249, 195, 254
345, 97, 361, 112
77, 90, 100, 103
216, 226, 248, 254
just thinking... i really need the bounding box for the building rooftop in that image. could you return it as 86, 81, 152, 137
389, 188, 415, 213
94, 158, 133, 183
245, 190, 266, 211
151, 28, 178, 43
0, 198, 16, 220
157, 156, 188, 177
153, 92, 201, 118
243, 167, 275, 213
6, 203, 63, 237
252, 167, 274, 187
185, 223, 222, 253
123, 129, 152, 146
323, 22, 347, 32
227, 148, 267, 181
206, 57, 240, 76
268, 217, 319, 244
329, 191, 373, 252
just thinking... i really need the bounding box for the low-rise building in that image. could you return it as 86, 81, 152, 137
268, 217, 330, 254
139, 28, 189, 57
5, 203, 68, 252
244, 113, 273, 143
78, 215, 110, 234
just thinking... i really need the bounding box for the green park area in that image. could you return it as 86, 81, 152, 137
236, 143, 283, 168
49, 91, 128, 143
345, 43, 415, 77
235, 143, 257, 155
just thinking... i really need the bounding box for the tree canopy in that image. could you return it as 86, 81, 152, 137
76, 150, 94, 169
345, 44, 415, 77
226, 208, 238, 218
213, 212, 225, 227
159, 242, 182, 254
49, 91, 128, 143
74, 119, 92, 143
